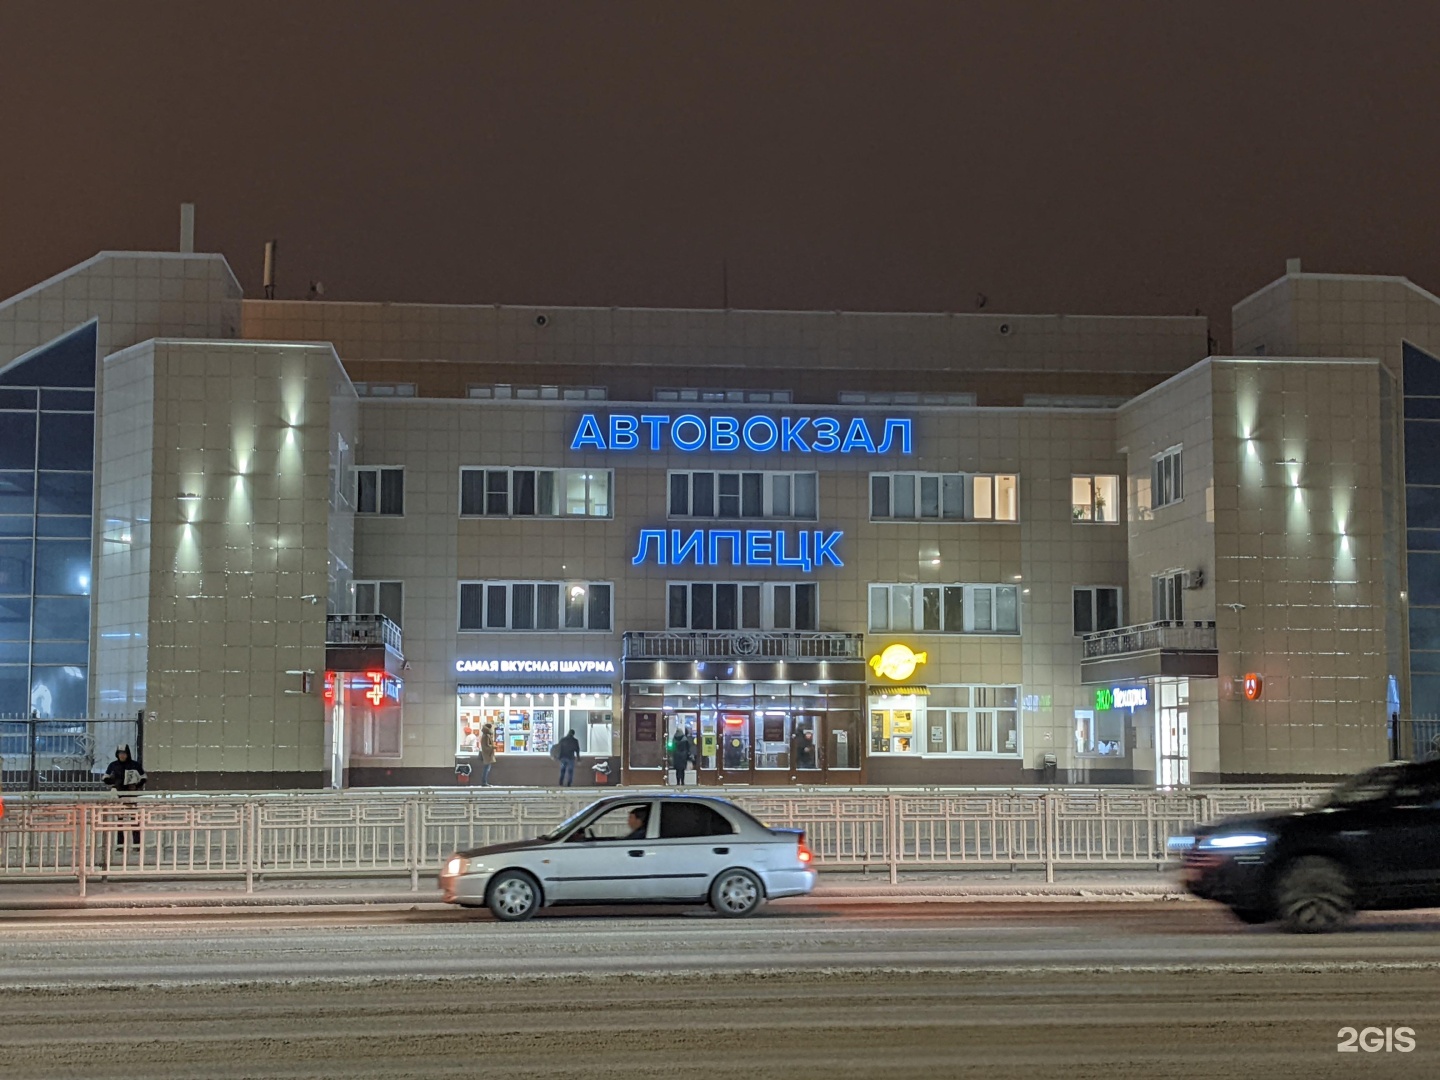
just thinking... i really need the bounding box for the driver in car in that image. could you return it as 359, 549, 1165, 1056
625, 806, 649, 839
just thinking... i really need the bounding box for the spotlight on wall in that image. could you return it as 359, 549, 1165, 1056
300, 594, 321, 605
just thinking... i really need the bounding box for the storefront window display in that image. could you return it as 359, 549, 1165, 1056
1075, 708, 1125, 757
869, 685, 1021, 756
457, 691, 614, 757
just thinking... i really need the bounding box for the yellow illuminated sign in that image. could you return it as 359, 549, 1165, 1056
868, 643, 927, 681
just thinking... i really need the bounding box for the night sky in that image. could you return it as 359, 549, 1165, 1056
4, 1, 1439, 347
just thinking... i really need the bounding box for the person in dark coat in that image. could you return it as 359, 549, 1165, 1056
794, 728, 818, 770
556, 729, 581, 786
102, 745, 146, 847
479, 722, 497, 786
671, 727, 694, 786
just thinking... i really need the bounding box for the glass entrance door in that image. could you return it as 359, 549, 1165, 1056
791, 713, 821, 774
717, 711, 752, 783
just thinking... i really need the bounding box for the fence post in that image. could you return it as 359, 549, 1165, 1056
28, 718, 37, 793
244, 801, 256, 894
881, 789, 892, 881
76, 802, 88, 898
409, 795, 420, 893
1044, 793, 1056, 883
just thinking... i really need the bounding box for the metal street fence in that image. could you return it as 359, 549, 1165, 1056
0, 717, 140, 793
0, 784, 1328, 896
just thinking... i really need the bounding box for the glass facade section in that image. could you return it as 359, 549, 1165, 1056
1404, 343, 1440, 714
0, 322, 96, 718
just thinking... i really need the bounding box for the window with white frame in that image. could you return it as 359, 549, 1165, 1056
870, 685, 1020, 756
1073, 586, 1122, 635
668, 471, 817, 520
839, 390, 977, 406
870, 472, 1018, 521
352, 382, 416, 398
1151, 571, 1184, 622
868, 583, 1020, 635
1074, 708, 1124, 757
356, 466, 404, 515
353, 580, 403, 629
666, 581, 817, 631
458, 581, 612, 632
653, 387, 792, 403
1151, 446, 1183, 508
459, 467, 611, 517
468, 384, 606, 400
1072, 474, 1120, 522
354, 704, 402, 757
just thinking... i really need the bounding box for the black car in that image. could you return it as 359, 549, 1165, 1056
1170, 758, 1440, 932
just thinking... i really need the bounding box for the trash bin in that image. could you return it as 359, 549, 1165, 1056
1041, 752, 1058, 784
455, 762, 473, 785
591, 760, 611, 786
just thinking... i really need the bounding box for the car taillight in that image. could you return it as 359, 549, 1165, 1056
797, 834, 813, 865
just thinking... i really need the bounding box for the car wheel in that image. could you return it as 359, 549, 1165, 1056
487, 870, 541, 922
1229, 906, 1271, 925
1275, 856, 1353, 934
710, 868, 764, 918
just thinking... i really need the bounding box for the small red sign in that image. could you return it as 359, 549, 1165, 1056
1243, 673, 1263, 701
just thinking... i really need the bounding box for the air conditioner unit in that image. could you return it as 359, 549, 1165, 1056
1182, 569, 1205, 590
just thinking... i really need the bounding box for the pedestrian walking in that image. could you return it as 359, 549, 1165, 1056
102, 745, 146, 847
671, 726, 693, 786
556, 729, 580, 786
479, 722, 496, 786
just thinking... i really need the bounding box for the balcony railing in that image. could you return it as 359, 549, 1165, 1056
623, 631, 865, 660
326, 613, 403, 655
1082, 620, 1217, 660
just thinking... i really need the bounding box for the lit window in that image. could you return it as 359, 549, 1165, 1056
1072, 475, 1120, 522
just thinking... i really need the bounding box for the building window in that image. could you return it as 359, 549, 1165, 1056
353, 580, 403, 628
1072, 475, 1120, 522
666, 581, 817, 631
870, 473, 1018, 522
354, 703, 403, 757
653, 388, 791, 403
838, 391, 977, 406
870, 685, 1020, 756
867, 583, 1019, 635
458, 581, 612, 632
1073, 587, 1122, 635
469, 384, 606, 400
1151, 571, 1183, 622
459, 468, 612, 517
1074, 709, 1124, 757
1151, 446, 1183, 508
668, 471, 817, 520
352, 382, 417, 398
1023, 394, 1130, 408
356, 467, 404, 515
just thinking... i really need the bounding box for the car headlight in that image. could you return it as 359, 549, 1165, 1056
1166, 835, 1197, 853
1199, 833, 1270, 850
445, 856, 466, 876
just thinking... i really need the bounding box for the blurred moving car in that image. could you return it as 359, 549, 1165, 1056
439, 794, 817, 920
1170, 758, 1440, 932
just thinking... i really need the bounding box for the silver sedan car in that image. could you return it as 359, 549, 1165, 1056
439, 794, 817, 920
